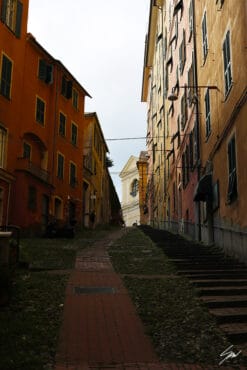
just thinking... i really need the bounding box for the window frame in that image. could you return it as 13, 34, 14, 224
59, 111, 66, 137
1, 0, 23, 38
23, 141, 31, 160
130, 179, 139, 197
72, 88, 79, 110
0, 53, 12, 99
35, 96, 46, 126
0, 126, 7, 168
202, 11, 208, 62
223, 30, 232, 97
205, 88, 211, 138
227, 135, 237, 203
69, 161, 77, 187
71, 122, 78, 146
57, 152, 64, 179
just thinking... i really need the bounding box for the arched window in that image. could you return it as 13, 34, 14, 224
130, 179, 139, 197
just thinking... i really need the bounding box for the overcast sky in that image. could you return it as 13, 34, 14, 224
28, 0, 150, 199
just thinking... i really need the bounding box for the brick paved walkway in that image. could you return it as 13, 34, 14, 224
54, 229, 245, 370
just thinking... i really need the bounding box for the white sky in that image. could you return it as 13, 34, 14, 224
27, 0, 150, 199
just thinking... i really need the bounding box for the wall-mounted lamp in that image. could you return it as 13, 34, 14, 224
168, 85, 218, 101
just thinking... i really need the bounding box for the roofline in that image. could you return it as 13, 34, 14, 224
27, 33, 92, 98
84, 112, 109, 152
141, 1, 159, 102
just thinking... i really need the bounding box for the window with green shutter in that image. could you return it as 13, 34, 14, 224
57, 153, 64, 179
59, 112, 66, 137
1, 0, 23, 38
223, 30, 232, 97
205, 88, 211, 138
70, 162, 77, 187
227, 135, 237, 203
36, 97, 45, 125
202, 12, 208, 62
38, 59, 53, 84
71, 123, 78, 146
0, 54, 12, 99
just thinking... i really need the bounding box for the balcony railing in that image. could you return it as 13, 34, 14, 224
17, 158, 50, 183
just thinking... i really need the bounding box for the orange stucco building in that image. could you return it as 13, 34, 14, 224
0, 0, 29, 225
9, 33, 90, 233
0, 0, 120, 234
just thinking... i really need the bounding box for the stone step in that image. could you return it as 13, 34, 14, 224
190, 279, 247, 287
177, 269, 247, 279
209, 307, 247, 324
200, 295, 247, 309
175, 261, 247, 274
220, 323, 247, 344
197, 286, 247, 296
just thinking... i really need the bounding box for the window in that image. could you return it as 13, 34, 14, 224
227, 135, 237, 203
223, 30, 232, 96
23, 142, 31, 159
0, 54, 12, 98
36, 97, 45, 125
0, 126, 7, 168
179, 29, 186, 74
187, 59, 195, 105
57, 153, 64, 179
205, 88, 211, 138
202, 12, 208, 62
69, 162, 77, 187
54, 197, 63, 219
216, 0, 224, 8
182, 147, 190, 188
130, 179, 138, 197
173, 183, 176, 212
72, 88, 79, 109
61, 75, 72, 99
59, 112, 66, 137
188, 1, 193, 42
71, 123, 77, 146
38, 59, 53, 84
173, 0, 183, 19
28, 186, 37, 211
181, 91, 188, 129
1, 0, 23, 38
189, 132, 194, 169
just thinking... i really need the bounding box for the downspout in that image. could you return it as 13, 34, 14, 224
6, 182, 11, 226
192, 0, 201, 241
51, 62, 59, 216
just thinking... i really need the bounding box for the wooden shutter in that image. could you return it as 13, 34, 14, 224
15, 1, 23, 38
66, 80, 73, 99
1, 0, 7, 22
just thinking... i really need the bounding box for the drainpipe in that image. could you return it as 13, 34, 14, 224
192, 0, 201, 241
6, 182, 11, 226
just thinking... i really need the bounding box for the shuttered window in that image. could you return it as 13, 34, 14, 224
59, 112, 66, 137
205, 88, 211, 138
223, 30, 232, 96
202, 12, 208, 62
36, 97, 45, 125
71, 123, 78, 146
0, 54, 12, 98
227, 135, 237, 203
38, 59, 53, 84
57, 153, 64, 179
70, 162, 77, 187
1, 0, 23, 38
